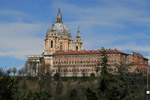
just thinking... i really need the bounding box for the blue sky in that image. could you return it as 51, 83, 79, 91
0, 0, 150, 70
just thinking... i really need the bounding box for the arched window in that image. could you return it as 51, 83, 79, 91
51, 41, 53, 48
76, 46, 78, 51
60, 42, 63, 51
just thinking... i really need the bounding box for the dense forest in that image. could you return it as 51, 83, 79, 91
0, 48, 149, 100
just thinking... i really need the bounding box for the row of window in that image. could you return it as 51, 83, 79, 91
53, 60, 99, 64
54, 54, 101, 58
53, 65, 97, 67
54, 54, 126, 58
53, 60, 121, 64
53, 68, 96, 72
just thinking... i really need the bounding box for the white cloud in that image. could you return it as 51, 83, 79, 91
114, 44, 150, 52
0, 10, 28, 17
0, 22, 42, 37
0, 0, 150, 60
51, 0, 150, 28
0, 10, 29, 22
50, 1, 150, 53
0, 22, 44, 60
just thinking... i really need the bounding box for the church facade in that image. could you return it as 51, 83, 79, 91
28, 9, 148, 77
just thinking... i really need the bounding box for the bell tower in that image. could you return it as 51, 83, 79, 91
44, 19, 58, 53
74, 27, 83, 51
44, 8, 73, 53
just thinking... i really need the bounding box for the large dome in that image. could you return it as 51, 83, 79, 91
47, 23, 71, 37
46, 8, 71, 37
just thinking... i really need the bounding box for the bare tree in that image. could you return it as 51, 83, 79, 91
6, 68, 12, 75
81, 69, 87, 82
18, 69, 22, 76
0, 68, 5, 76
24, 61, 28, 75
63, 66, 68, 81
21, 66, 28, 76
17, 66, 27, 76
12, 67, 17, 76
72, 65, 78, 81
38, 62, 52, 90
57, 64, 62, 77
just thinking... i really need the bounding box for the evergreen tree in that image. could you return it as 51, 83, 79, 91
86, 87, 98, 100
97, 47, 111, 99
54, 73, 60, 81
68, 88, 79, 100
38, 72, 52, 90
17, 90, 52, 100
0, 73, 18, 100
22, 77, 27, 92
56, 81, 63, 95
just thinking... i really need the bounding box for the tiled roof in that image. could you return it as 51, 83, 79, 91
54, 49, 130, 55
143, 56, 149, 60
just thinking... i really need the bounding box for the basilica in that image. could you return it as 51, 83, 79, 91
28, 9, 148, 77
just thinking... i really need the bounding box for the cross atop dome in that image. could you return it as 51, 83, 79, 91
56, 8, 62, 23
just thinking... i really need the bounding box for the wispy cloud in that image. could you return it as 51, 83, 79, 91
0, 10, 29, 22
51, 0, 150, 54
0, 0, 150, 61
0, 22, 44, 60
114, 43, 150, 52
51, 0, 150, 27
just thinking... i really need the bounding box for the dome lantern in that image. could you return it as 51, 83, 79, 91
56, 8, 62, 23
76, 26, 81, 39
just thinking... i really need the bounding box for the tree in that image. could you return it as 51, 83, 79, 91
68, 88, 79, 100
54, 73, 60, 81
99, 47, 109, 76
38, 72, 52, 90
90, 73, 95, 77
90, 73, 95, 82
18, 66, 28, 76
85, 88, 98, 100
24, 61, 28, 75
56, 81, 63, 95
97, 47, 112, 99
45, 72, 52, 90
55, 80, 64, 100
17, 90, 52, 100
96, 47, 144, 100
22, 77, 27, 92
6, 68, 12, 75
81, 69, 87, 82
115, 62, 130, 82
0, 68, 5, 76
12, 67, 17, 76
0, 71, 18, 100
18, 69, 22, 76
63, 66, 68, 81
72, 65, 78, 81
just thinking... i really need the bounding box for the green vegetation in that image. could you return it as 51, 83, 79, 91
0, 48, 149, 100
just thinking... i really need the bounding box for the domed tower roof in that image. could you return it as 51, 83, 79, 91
56, 8, 62, 23
76, 26, 81, 39
46, 8, 71, 37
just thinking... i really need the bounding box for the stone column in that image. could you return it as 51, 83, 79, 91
54, 39, 55, 51
65, 40, 68, 51
50, 56, 53, 73
36, 62, 39, 76
48, 39, 49, 50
